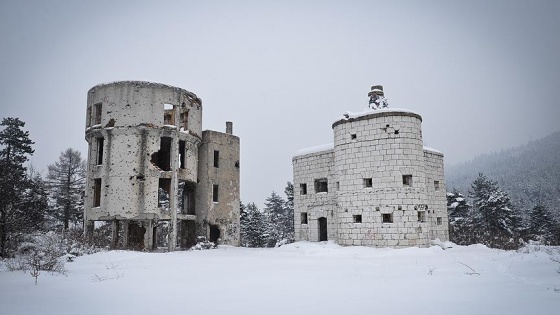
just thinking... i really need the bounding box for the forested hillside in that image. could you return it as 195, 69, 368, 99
445, 132, 560, 219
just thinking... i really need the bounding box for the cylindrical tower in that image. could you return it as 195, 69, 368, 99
84, 81, 203, 250
332, 88, 431, 247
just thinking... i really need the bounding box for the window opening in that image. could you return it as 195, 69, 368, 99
301, 212, 308, 224
151, 137, 172, 171
180, 110, 189, 130
158, 178, 171, 211
437, 217, 442, 226
314, 178, 328, 193
351, 134, 357, 140
213, 184, 219, 203
96, 138, 104, 165
94, 103, 102, 125
382, 213, 393, 223
93, 178, 101, 207
402, 175, 413, 187
418, 211, 426, 222
300, 183, 307, 195
363, 178, 372, 188
353, 215, 362, 223
87, 106, 92, 127
214, 150, 219, 168
434, 180, 440, 191
179, 140, 186, 169
179, 181, 196, 215
164, 104, 175, 125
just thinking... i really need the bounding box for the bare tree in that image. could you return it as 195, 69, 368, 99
47, 148, 86, 230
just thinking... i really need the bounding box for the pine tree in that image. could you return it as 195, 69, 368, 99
242, 202, 267, 248
46, 148, 86, 230
263, 191, 287, 247
528, 204, 558, 245
0, 117, 35, 257
283, 182, 295, 242
446, 189, 473, 245
469, 173, 521, 249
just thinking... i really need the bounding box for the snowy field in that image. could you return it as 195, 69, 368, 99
1, 242, 559, 315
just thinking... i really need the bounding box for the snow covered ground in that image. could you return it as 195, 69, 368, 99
1, 242, 559, 315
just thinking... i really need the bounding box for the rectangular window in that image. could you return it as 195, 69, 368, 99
351, 134, 357, 140
96, 138, 104, 165
164, 104, 175, 125
158, 178, 171, 209
353, 215, 362, 223
418, 211, 426, 222
93, 178, 101, 207
213, 184, 219, 203
300, 183, 307, 195
314, 178, 328, 193
179, 140, 186, 169
434, 180, 440, 191
402, 175, 413, 187
363, 178, 372, 188
214, 150, 219, 168
437, 217, 442, 226
180, 110, 189, 130
382, 213, 393, 223
94, 103, 102, 125
301, 212, 308, 224
336, 182, 340, 190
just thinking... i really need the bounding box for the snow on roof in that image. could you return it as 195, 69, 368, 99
423, 146, 443, 154
294, 143, 334, 157
338, 107, 420, 121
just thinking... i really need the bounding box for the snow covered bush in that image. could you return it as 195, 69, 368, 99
192, 236, 216, 250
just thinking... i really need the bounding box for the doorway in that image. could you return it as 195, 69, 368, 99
318, 217, 328, 241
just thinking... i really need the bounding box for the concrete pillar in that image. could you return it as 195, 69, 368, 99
144, 220, 154, 251
226, 121, 233, 134
169, 106, 180, 251
111, 220, 119, 249
122, 221, 129, 249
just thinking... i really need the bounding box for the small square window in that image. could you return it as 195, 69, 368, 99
434, 180, 440, 191
353, 215, 362, 223
300, 183, 307, 195
437, 217, 442, 226
363, 178, 372, 188
398, 206, 402, 211
314, 178, 328, 193
382, 213, 393, 223
301, 212, 308, 224
418, 211, 426, 222
402, 175, 413, 187
351, 134, 357, 140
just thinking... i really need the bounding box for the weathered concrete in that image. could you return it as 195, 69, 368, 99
293, 85, 449, 248
84, 81, 240, 250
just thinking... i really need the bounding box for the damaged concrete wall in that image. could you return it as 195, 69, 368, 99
84, 81, 239, 250
196, 128, 240, 246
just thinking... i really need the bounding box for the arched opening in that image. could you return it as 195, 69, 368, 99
318, 217, 328, 241
209, 224, 220, 244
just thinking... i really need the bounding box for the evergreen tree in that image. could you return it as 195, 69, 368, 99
283, 182, 295, 242
0, 117, 35, 257
469, 173, 521, 249
528, 204, 558, 245
46, 148, 86, 230
446, 189, 473, 245
263, 191, 287, 247
242, 202, 267, 248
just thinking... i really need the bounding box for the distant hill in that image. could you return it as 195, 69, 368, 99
445, 131, 560, 219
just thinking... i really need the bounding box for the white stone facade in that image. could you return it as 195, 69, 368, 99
84, 81, 240, 250
293, 87, 448, 248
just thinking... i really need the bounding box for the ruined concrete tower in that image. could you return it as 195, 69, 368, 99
293, 85, 448, 247
84, 81, 240, 250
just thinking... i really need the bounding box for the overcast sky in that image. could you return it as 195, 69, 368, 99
1, 0, 559, 207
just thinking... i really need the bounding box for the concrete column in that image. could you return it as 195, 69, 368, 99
111, 220, 119, 249
122, 221, 129, 249
144, 220, 154, 251
168, 107, 180, 251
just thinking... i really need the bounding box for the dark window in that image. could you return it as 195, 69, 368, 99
96, 138, 104, 165
301, 212, 308, 224
213, 184, 219, 202
353, 215, 362, 223
93, 178, 101, 207
314, 178, 328, 193
94, 103, 102, 125
363, 178, 372, 188
300, 183, 307, 195
351, 134, 357, 140
434, 180, 440, 191
437, 217, 442, 226
418, 211, 426, 222
180, 110, 188, 130
180, 182, 196, 215
158, 178, 171, 210
382, 213, 393, 223
179, 140, 186, 169
403, 175, 413, 187
214, 150, 219, 168
151, 137, 172, 171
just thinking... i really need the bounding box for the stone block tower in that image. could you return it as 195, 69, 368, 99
292, 85, 448, 248
84, 81, 240, 250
